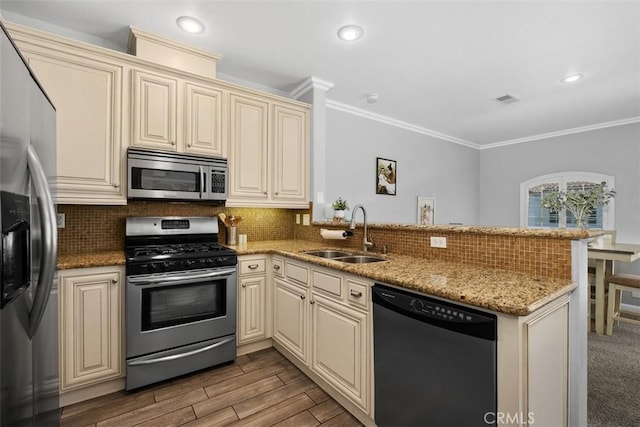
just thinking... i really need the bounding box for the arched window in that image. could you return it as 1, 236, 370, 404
520, 172, 615, 229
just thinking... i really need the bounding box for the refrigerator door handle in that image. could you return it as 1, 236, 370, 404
26, 144, 57, 338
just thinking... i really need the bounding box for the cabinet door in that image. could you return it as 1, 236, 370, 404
310, 293, 369, 412
59, 267, 123, 390
228, 93, 269, 200
185, 82, 224, 156
273, 278, 308, 364
20, 49, 125, 204
132, 69, 178, 150
238, 275, 266, 344
272, 104, 307, 203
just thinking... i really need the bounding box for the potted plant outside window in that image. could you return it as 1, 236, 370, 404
541, 181, 615, 230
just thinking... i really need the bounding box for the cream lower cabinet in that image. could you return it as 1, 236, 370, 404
58, 266, 124, 392
7, 23, 126, 204
237, 255, 270, 344
272, 257, 372, 419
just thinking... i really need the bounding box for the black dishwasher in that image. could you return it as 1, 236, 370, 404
373, 283, 497, 427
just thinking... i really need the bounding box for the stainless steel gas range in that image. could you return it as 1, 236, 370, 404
124, 216, 237, 390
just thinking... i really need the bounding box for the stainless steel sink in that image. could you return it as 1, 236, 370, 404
333, 255, 386, 263
303, 250, 353, 258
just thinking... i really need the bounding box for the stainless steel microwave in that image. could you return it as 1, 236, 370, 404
127, 148, 227, 203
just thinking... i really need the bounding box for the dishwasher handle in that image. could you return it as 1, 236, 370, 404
372, 284, 497, 341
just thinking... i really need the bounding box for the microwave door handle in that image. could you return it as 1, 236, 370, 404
26, 144, 57, 339
199, 165, 204, 199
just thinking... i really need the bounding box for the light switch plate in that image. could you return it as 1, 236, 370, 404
430, 236, 447, 248
295, 214, 301, 224
56, 213, 65, 228
302, 214, 310, 226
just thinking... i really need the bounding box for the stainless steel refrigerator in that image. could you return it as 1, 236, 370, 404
0, 20, 59, 426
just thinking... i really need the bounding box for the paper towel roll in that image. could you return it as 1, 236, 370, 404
320, 228, 348, 240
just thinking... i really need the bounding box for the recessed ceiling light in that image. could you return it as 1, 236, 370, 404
561, 73, 584, 83
337, 25, 364, 41
177, 16, 205, 34
366, 93, 379, 104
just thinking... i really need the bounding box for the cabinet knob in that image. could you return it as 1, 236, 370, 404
275, 192, 279, 196
242, 283, 246, 288
248, 264, 259, 270
350, 290, 363, 298
300, 295, 306, 300
263, 191, 268, 195
113, 183, 120, 189
171, 140, 176, 146
310, 300, 315, 305
273, 265, 281, 271
111, 279, 118, 284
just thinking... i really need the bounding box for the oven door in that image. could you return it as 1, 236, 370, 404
126, 267, 237, 358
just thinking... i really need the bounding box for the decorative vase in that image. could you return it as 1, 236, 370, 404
334, 210, 345, 220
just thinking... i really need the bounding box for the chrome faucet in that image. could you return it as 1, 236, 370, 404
349, 204, 373, 252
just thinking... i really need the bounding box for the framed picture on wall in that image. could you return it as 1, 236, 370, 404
376, 157, 397, 195
417, 197, 435, 225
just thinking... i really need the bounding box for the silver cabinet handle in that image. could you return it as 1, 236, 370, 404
248, 264, 259, 270
26, 145, 57, 338
199, 165, 204, 199
350, 290, 363, 298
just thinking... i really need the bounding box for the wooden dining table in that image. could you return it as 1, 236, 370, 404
587, 241, 640, 334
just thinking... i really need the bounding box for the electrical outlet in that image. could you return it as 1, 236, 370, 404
295, 214, 301, 224
56, 213, 65, 228
302, 214, 310, 226
430, 236, 447, 248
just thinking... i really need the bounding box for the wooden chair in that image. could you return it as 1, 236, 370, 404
605, 273, 640, 335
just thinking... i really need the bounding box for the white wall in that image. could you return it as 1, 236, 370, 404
323, 108, 480, 224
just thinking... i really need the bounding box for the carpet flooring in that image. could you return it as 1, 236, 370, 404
588, 321, 640, 427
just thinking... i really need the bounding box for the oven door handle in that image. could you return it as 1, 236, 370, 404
127, 337, 235, 366
127, 268, 237, 285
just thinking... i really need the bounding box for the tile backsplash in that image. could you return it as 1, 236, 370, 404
57, 202, 299, 255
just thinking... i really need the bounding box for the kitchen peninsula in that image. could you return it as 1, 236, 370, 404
58, 219, 590, 427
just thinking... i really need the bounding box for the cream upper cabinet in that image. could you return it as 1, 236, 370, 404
227, 92, 309, 208
131, 69, 178, 151
228, 92, 269, 200
7, 23, 126, 204
131, 69, 225, 157
272, 104, 308, 204
185, 82, 224, 156
58, 266, 124, 392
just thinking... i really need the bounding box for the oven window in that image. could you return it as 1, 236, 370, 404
141, 280, 226, 330
131, 167, 202, 193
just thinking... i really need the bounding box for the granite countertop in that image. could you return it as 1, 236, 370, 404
57, 239, 575, 316
233, 240, 575, 316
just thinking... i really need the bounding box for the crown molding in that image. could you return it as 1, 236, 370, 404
326, 100, 479, 149
290, 76, 335, 100
480, 116, 640, 150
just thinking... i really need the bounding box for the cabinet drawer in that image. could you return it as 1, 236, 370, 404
239, 258, 266, 275
286, 261, 309, 286
312, 269, 343, 298
347, 279, 369, 310
272, 258, 284, 277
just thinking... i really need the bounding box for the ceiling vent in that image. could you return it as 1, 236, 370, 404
495, 94, 520, 104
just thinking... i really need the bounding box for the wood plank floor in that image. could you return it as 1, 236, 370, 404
61, 348, 364, 427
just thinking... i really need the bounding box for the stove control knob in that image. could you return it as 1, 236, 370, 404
163, 261, 171, 269
217, 257, 228, 264
206, 258, 214, 265
149, 263, 159, 271
410, 299, 424, 312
